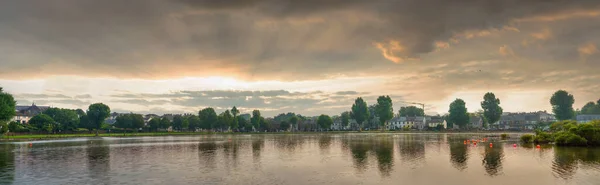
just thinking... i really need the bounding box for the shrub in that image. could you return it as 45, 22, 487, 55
500, 133, 509, 140
550, 120, 578, 132
554, 132, 588, 146
520, 134, 534, 143
571, 123, 600, 146
534, 132, 553, 144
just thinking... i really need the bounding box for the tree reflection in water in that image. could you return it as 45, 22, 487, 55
87, 140, 110, 183
373, 138, 394, 177
347, 136, 394, 177
318, 135, 333, 152
252, 137, 265, 162
449, 138, 469, 171
398, 134, 425, 168
0, 144, 15, 185
482, 143, 503, 176
198, 142, 218, 169
552, 147, 600, 179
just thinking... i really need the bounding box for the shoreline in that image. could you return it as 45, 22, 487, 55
0, 131, 529, 142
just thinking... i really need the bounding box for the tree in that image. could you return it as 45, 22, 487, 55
130, 114, 144, 132
172, 115, 185, 131
29, 114, 55, 133
231, 106, 240, 117
317, 114, 333, 131
448, 99, 470, 129
280, 121, 290, 131
231, 106, 240, 131
481, 92, 503, 127
0, 87, 16, 124
237, 116, 251, 131
199, 108, 218, 130
289, 115, 299, 131
581, 101, 600, 115
159, 117, 171, 130
351, 97, 369, 130
375, 95, 393, 130
550, 90, 575, 121
114, 114, 132, 130
251, 110, 262, 131
217, 110, 233, 131
148, 118, 160, 132
87, 103, 111, 136
398, 106, 424, 117
43, 108, 79, 132
8, 121, 22, 132
187, 115, 200, 131
341, 111, 350, 129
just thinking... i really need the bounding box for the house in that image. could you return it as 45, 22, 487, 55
495, 111, 554, 130
428, 116, 447, 129
387, 116, 427, 130
469, 115, 483, 129
576, 115, 600, 123
12, 103, 50, 124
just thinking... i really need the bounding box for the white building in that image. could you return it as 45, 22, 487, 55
12, 104, 50, 124
577, 115, 600, 123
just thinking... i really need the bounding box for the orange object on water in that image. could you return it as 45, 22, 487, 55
489, 143, 493, 148
536, 145, 541, 148
464, 140, 467, 144
513, 144, 517, 147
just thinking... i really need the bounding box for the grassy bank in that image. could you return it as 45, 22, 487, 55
1, 130, 516, 142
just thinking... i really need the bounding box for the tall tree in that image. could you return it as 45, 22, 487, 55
398, 106, 425, 117
375, 96, 394, 129
187, 115, 200, 131
251, 110, 262, 131
217, 110, 233, 131
448, 99, 470, 129
172, 115, 185, 131
29, 114, 55, 133
341, 111, 350, 129
231, 106, 240, 117
480, 92, 503, 127
114, 114, 132, 130
148, 118, 160, 132
0, 88, 16, 135
280, 121, 290, 131
351, 97, 369, 130
289, 115, 299, 131
317, 114, 333, 130
130, 113, 144, 132
159, 117, 171, 130
87, 103, 111, 136
550, 90, 575, 121
581, 101, 600, 114
237, 116, 251, 131
199, 108, 218, 130
231, 106, 240, 131
43, 108, 79, 132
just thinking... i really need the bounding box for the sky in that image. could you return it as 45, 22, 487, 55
1, 0, 599, 117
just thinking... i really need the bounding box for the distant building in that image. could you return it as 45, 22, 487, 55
428, 116, 447, 129
469, 115, 483, 129
495, 111, 555, 130
12, 103, 50, 124
576, 115, 600, 123
387, 116, 427, 130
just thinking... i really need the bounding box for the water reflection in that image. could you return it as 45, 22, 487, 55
398, 135, 425, 168
251, 138, 264, 161
0, 144, 14, 184
87, 140, 111, 183
346, 136, 394, 177
373, 138, 394, 177
449, 139, 469, 171
198, 142, 218, 169
349, 139, 370, 173
482, 143, 504, 176
553, 147, 600, 179
318, 136, 333, 151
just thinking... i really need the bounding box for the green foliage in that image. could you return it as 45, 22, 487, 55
231, 106, 240, 117
570, 123, 600, 145
115, 113, 144, 131
317, 114, 333, 130
341, 111, 350, 127
217, 110, 233, 130
148, 118, 160, 131
550, 90, 575, 121
520, 134, 534, 143
398, 106, 424, 117
87, 103, 111, 135
237, 116, 251, 131
0, 122, 8, 135
8, 121, 23, 132
79, 115, 94, 131
550, 120, 578, 132
375, 95, 394, 128
280, 121, 290, 131
172, 115, 185, 131
186, 115, 200, 131
43, 108, 79, 131
351, 97, 369, 129
199, 108, 218, 130
555, 132, 588, 146
534, 132, 553, 144
0, 88, 16, 123
500, 133, 509, 140
159, 117, 171, 130
251, 110, 262, 131
289, 115, 299, 130
581, 101, 600, 115
448, 99, 470, 129
29, 114, 55, 133
481, 92, 503, 125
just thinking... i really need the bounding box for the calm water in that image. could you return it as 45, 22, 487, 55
1, 133, 600, 185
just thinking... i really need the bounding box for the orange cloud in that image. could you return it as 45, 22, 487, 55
499, 45, 517, 57
435, 41, 450, 50
578, 43, 598, 60
530, 28, 552, 40
374, 40, 413, 63
514, 9, 600, 22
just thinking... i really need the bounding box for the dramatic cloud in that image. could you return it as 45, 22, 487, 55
1, 0, 600, 116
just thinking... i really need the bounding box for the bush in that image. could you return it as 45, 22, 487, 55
500, 133, 509, 140
520, 134, 534, 143
571, 123, 600, 146
555, 132, 588, 146
534, 132, 553, 144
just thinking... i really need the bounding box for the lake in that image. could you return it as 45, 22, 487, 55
1, 133, 600, 185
